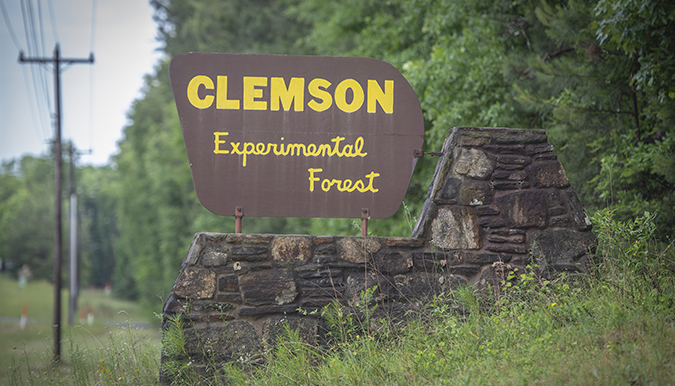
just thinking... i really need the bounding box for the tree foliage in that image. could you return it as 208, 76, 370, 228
0, 157, 54, 280
1, 0, 672, 309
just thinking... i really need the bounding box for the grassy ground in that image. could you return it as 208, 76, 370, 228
0, 274, 161, 385
4, 210, 675, 385
163, 210, 675, 385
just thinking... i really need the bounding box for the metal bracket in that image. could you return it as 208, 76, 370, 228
234, 206, 244, 234
361, 208, 370, 237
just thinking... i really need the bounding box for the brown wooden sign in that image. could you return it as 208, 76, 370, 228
169, 53, 424, 219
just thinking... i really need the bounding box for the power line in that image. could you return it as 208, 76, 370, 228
21, 0, 53, 141
0, 0, 23, 50
32, 0, 53, 116
47, 0, 58, 42
23, 0, 37, 55
29, 0, 52, 112
21, 65, 49, 141
6, 0, 47, 141
37, 0, 47, 56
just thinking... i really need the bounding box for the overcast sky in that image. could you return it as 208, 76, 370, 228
1, 0, 162, 166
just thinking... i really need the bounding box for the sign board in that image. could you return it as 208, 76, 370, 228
170, 53, 424, 219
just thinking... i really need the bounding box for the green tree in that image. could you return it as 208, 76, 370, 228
292, 0, 674, 239
78, 165, 118, 288
108, 0, 674, 310
0, 156, 56, 281
112, 0, 316, 306
508, 0, 675, 236
152, 0, 312, 55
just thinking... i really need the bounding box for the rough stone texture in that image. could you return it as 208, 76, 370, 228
459, 180, 492, 206
183, 321, 260, 363
272, 236, 312, 264
529, 161, 570, 188
173, 269, 216, 299
530, 228, 597, 267
496, 191, 547, 228
202, 250, 228, 267
373, 251, 413, 275
218, 274, 239, 292
162, 127, 597, 380
565, 189, 593, 231
439, 177, 462, 200
239, 269, 298, 306
432, 207, 481, 249
262, 317, 323, 351
337, 238, 382, 263
454, 148, 494, 179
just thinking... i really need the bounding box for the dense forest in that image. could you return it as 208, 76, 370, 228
1, 0, 673, 313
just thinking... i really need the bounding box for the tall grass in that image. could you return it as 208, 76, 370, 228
0, 276, 162, 386
12, 210, 675, 385
7, 322, 161, 386
217, 209, 674, 385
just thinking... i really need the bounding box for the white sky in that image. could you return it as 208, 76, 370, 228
0, 0, 162, 166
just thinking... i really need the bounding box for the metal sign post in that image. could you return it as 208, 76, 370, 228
361, 208, 370, 237
235, 206, 244, 233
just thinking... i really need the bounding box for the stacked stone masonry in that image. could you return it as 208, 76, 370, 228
161, 127, 597, 377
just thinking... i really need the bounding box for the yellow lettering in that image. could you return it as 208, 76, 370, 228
316, 144, 331, 157
307, 171, 380, 194
339, 179, 353, 192
321, 179, 334, 192
277, 139, 290, 156
308, 168, 322, 192
216, 76, 240, 109
230, 142, 241, 155
191, 75, 394, 114
271, 77, 305, 111
354, 137, 367, 157
243, 76, 268, 110
367, 79, 393, 114
215, 135, 368, 166
330, 136, 345, 156
187, 75, 214, 109
364, 171, 380, 193
213, 132, 230, 154
334, 79, 364, 113
307, 78, 332, 112
241, 143, 255, 166
287, 143, 306, 156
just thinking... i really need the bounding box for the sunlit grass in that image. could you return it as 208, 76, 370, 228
0, 274, 161, 385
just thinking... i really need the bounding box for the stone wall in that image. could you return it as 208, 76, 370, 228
161, 127, 596, 378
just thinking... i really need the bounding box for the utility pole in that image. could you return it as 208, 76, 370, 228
67, 143, 91, 326
68, 143, 77, 327
19, 44, 94, 364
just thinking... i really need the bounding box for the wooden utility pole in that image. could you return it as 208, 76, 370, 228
68, 143, 77, 326
19, 44, 94, 364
